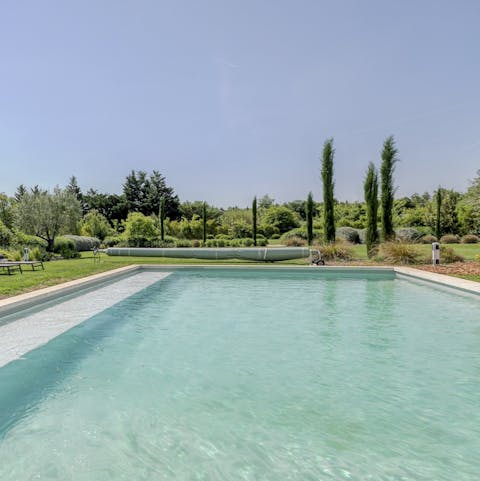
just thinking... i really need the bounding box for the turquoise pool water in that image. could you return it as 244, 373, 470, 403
0, 269, 479, 480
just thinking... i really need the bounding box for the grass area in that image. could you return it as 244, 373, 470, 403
0, 244, 478, 298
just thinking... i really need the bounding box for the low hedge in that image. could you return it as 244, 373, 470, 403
64, 235, 100, 251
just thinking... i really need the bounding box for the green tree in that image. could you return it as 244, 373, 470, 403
15, 187, 82, 251
306, 192, 314, 246
380, 135, 398, 241
435, 187, 442, 240
364, 163, 379, 257
252, 196, 257, 246
0, 193, 15, 228
123, 170, 180, 219
261, 206, 299, 234
321, 138, 335, 243
202, 202, 207, 243
80, 209, 113, 240
123, 212, 158, 247
159, 197, 166, 241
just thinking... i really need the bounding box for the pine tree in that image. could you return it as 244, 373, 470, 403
306, 192, 314, 246
380, 136, 398, 241
364, 163, 379, 257
252, 196, 257, 246
321, 138, 335, 243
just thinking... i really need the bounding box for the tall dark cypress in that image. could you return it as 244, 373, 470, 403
364, 163, 379, 257
321, 138, 335, 243
380, 136, 398, 241
435, 187, 442, 240
202, 202, 207, 243
159, 197, 165, 241
306, 192, 314, 246
252, 196, 257, 246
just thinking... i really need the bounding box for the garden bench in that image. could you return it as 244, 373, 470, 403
7, 261, 44, 271
0, 263, 23, 275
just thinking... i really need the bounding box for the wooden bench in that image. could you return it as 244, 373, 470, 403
0, 263, 23, 275
7, 261, 44, 271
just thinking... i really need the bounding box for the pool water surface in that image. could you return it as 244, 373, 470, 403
0, 269, 479, 480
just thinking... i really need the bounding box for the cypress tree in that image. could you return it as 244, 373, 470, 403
321, 138, 335, 243
306, 192, 314, 246
252, 196, 257, 246
435, 187, 442, 240
364, 162, 379, 257
380, 136, 398, 241
159, 197, 165, 241
202, 202, 207, 243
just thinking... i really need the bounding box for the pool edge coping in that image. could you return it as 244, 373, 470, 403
1, 264, 479, 317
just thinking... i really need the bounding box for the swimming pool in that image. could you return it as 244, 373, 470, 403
0, 268, 479, 480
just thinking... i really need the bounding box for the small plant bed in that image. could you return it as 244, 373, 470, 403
416, 262, 480, 282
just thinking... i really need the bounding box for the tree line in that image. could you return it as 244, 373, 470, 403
0, 148, 479, 253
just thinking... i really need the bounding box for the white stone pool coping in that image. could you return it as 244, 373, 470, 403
0, 264, 478, 369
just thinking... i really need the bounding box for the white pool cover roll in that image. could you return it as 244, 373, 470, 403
105, 247, 310, 261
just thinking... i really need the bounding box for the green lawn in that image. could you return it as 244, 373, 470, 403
0, 244, 478, 298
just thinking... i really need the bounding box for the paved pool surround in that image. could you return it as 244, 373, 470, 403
0, 265, 478, 370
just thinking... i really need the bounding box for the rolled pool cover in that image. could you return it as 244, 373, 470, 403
105, 247, 310, 262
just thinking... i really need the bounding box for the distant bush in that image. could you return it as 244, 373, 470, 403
440, 246, 464, 263
281, 228, 322, 243
395, 228, 423, 243
461, 234, 479, 244
270, 233, 280, 239
11, 231, 48, 249
0, 220, 13, 247
284, 236, 307, 247
420, 235, 437, 244
336, 227, 360, 244
54, 237, 80, 259
192, 239, 201, 247
315, 242, 353, 261
64, 235, 100, 251
175, 239, 192, 247
440, 234, 459, 244
378, 242, 422, 264
103, 236, 121, 247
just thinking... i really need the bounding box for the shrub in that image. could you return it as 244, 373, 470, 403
270, 233, 280, 240
0, 220, 13, 247
281, 228, 322, 243
215, 234, 232, 240
192, 239, 201, 247
378, 242, 422, 264
284, 236, 307, 247
11, 231, 48, 249
123, 212, 158, 246
461, 234, 479, 244
440, 234, 459, 244
440, 246, 464, 263
420, 235, 437, 244
103, 236, 121, 247
80, 210, 113, 240
64, 235, 100, 251
315, 242, 353, 261
336, 227, 360, 244
175, 239, 192, 247
256, 238, 268, 246
395, 227, 422, 243
53, 237, 80, 259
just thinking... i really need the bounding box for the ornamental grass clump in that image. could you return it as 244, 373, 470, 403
440, 246, 464, 263
440, 234, 459, 244
461, 234, 479, 244
315, 242, 353, 261
284, 236, 307, 247
378, 242, 422, 265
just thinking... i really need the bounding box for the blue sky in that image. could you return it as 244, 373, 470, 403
1, 0, 479, 206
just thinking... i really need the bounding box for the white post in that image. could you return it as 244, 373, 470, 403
432, 242, 440, 265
